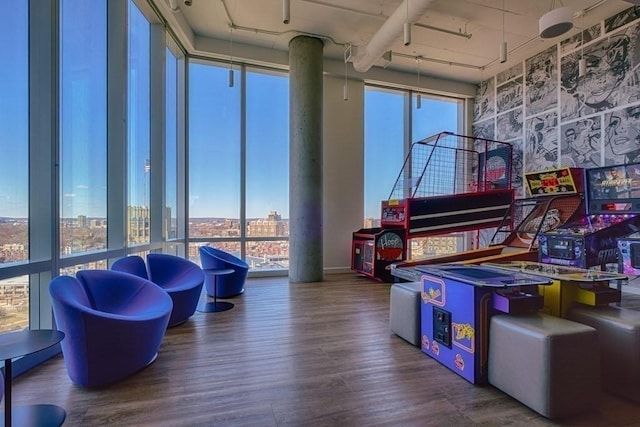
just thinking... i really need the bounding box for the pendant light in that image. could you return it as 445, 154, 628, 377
228, 28, 234, 88
404, 0, 411, 46
578, 11, 587, 77
500, 0, 507, 63
416, 57, 422, 109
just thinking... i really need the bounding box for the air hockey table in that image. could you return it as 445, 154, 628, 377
483, 260, 628, 318
417, 264, 552, 384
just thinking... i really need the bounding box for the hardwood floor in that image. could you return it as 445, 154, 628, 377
8, 274, 640, 426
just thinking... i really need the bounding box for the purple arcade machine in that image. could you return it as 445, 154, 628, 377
418, 264, 551, 384
539, 162, 640, 271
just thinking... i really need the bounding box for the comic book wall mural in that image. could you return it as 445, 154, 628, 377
526, 46, 558, 116
472, 5, 640, 193
560, 116, 601, 168
473, 78, 495, 122
525, 112, 558, 173
472, 118, 495, 140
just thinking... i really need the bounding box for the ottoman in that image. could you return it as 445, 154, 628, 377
389, 282, 422, 346
488, 313, 600, 419
567, 304, 640, 402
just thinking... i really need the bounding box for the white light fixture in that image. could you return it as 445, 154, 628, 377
500, 0, 507, 63
343, 45, 349, 101
416, 57, 422, 109
404, 22, 411, 46
404, 1, 411, 46
283, 0, 290, 24
228, 28, 234, 88
578, 11, 586, 77
539, 2, 573, 39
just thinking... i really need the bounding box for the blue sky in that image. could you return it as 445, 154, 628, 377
0, 0, 459, 222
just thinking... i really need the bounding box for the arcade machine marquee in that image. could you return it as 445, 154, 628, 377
539, 162, 640, 270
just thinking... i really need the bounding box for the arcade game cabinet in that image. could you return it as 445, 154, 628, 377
418, 264, 552, 384
352, 132, 513, 282
539, 162, 640, 271
390, 168, 585, 282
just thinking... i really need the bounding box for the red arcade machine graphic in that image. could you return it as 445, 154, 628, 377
352, 132, 514, 282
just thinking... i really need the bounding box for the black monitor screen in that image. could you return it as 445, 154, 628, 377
586, 163, 640, 214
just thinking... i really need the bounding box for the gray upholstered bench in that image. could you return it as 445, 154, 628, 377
389, 282, 421, 346
567, 304, 640, 402
488, 313, 600, 419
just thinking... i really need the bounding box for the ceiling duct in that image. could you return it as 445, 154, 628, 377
352, 0, 437, 73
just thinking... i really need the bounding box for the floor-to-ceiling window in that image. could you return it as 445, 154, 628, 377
188, 62, 242, 260
166, 47, 179, 242
60, 0, 107, 262
0, 0, 29, 332
364, 85, 464, 259
188, 62, 289, 271
245, 68, 289, 270
410, 93, 465, 257
128, 1, 151, 246
364, 87, 405, 228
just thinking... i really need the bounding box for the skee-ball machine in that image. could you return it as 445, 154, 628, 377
418, 264, 552, 384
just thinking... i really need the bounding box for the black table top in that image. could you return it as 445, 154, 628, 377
0, 329, 65, 361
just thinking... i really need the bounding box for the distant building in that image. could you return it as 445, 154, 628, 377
128, 206, 150, 243
77, 215, 88, 228
248, 211, 286, 237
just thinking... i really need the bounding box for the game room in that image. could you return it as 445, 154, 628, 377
5, 0, 640, 425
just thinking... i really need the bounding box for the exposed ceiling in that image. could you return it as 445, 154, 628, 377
157, 0, 636, 84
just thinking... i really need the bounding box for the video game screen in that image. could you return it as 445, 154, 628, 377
586, 162, 640, 213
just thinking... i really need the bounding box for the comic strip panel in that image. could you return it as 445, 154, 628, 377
496, 109, 523, 141
560, 24, 601, 56
604, 105, 640, 165
496, 63, 523, 86
561, 22, 640, 121
472, 118, 495, 140
473, 78, 495, 123
525, 111, 558, 173
526, 46, 558, 117
560, 117, 601, 168
496, 77, 523, 113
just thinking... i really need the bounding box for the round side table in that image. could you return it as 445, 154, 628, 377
198, 268, 235, 313
0, 329, 66, 427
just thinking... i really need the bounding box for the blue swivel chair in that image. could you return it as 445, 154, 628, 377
199, 246, 248, 298
49, 270, 172, 387
112, 254, 205, 327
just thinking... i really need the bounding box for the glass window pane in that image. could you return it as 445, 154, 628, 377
245, 68, 289, 271
188, 63, 241, 238
60, 0, 107, 256
245, 240, 289, 270
410, 95, 463, 258
0, 1, 29, 264
411, 95, 459, 140
166, 48, 178, 240
246, 69, 288, 235
364, 87, 405, 227
0, 276, 29, 333
128, 1, 151, 245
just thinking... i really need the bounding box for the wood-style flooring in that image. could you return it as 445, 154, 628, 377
8, 274, 640, 426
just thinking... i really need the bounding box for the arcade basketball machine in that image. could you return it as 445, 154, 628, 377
390, 167, 586, 282
540, 162, 640, 271
351, 132, 514, 282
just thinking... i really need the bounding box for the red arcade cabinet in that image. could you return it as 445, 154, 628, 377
351, 132, 514, 282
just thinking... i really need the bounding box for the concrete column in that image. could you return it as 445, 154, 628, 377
289, 36, 324, 283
